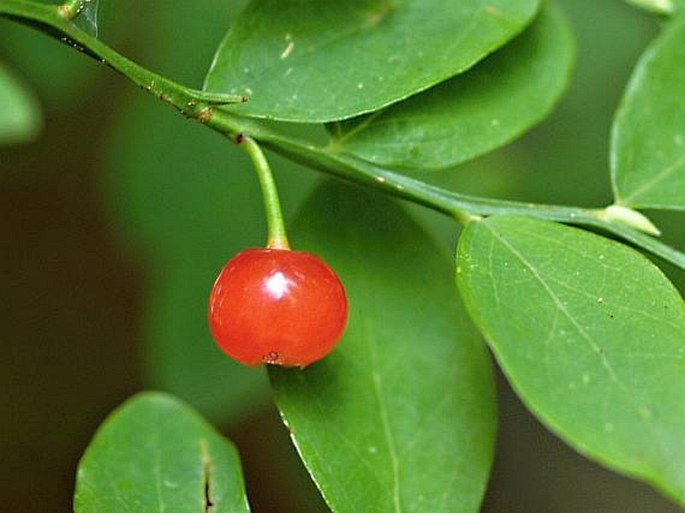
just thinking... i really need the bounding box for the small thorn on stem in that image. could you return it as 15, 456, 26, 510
235, 133, 245, 144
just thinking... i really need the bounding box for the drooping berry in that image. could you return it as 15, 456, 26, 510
208, 248, 348, 367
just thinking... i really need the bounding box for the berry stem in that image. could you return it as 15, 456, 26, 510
240, 136, 290, 250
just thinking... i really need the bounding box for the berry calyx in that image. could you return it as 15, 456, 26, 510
208, 248, 348, 367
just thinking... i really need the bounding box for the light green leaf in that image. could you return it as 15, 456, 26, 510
456, 216, 685, 505
0, 61, 41, 144
74, 392, 251, 513
611, 13, 685, 210
204, 0, 540, 122
271, 181, 496, 513
327, 2, 574, 170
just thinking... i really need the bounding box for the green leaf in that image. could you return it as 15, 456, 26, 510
611, 13, 685, 210
204, 0, 540, 122
327, 2, 574, 171
456, 216, 685, 505
74, 392, 251, 513
0, 61, 41, 144
270, 181, 496, 513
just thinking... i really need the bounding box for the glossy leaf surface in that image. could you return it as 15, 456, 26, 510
612, 14, 685, 210
74, 392, 251, 513
456, 216, 685, 504
0, 61, 40, 144
328, 2, 574, 170
204, 0, 540, 122
271, 181, 496, 513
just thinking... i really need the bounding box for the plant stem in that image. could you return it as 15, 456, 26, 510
1, 0, 684, 271
0, 1, 244, 118
215, 115, 684, 269
240, 136, 290, 250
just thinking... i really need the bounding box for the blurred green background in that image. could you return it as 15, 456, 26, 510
1, 1, 683, 512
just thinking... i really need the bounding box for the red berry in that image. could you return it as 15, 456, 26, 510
208, 248, 348, 367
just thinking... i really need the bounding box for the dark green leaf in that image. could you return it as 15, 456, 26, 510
611, 13, 685, 210
456, 216, 685, 505
74, 392, 251, 513
328, 2, 574, 170
0, 61, 40, 144
271, 181, 496, 513
204, 0, 540, 122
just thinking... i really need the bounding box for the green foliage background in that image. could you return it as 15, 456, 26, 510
1, 0, 683, 512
